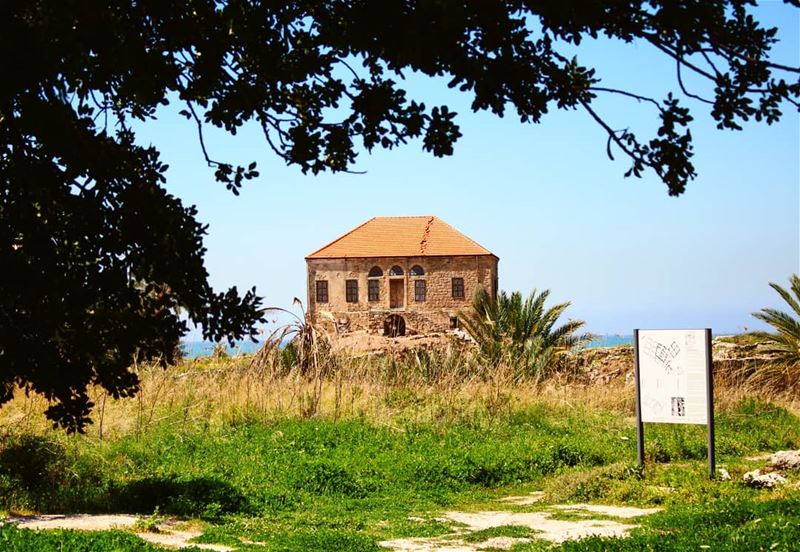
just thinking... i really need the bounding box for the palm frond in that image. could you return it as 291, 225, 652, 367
768, 276, 800, 318
459, 285, 586, 379
753, 309, 800, 340
750, 274, 800, 393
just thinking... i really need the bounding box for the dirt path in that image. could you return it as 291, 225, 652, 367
380, 496, 661, 552
5, 495, 661, 551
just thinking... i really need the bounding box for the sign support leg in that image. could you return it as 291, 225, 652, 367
633, 329, 645, 471
706, 328, 715, 479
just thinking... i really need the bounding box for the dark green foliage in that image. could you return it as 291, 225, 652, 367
108, 476, 251, 518
0, 128, 264, 431
0, 434, 108, 512
0, 435, 69, 493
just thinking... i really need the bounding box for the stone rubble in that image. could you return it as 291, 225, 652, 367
742, 469, 787, 489
771, 450, 800, 470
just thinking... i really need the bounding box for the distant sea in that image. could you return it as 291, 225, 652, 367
181, 334, 633, 359
585, 334, 633, 348
181, 340, 264, 359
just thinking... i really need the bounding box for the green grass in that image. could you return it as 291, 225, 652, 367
550, 497, 800, 551
0, 406, 628, 515
0, 524, 167, 552
0, 397, 798, 550
462, 525, 540, 542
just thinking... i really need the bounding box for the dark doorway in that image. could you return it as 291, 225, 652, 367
384, 315, 406, 337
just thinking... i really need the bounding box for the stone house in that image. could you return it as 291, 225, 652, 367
306, 216, 498, 336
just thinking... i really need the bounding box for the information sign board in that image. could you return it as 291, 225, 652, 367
633, 328, 715, 478
637, 329, 709, 425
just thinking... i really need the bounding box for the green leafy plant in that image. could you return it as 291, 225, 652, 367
751, 274, 800, 392
132, 507, 164, 534
459, 287, 590, 378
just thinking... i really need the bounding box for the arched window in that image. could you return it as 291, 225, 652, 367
389, 265, 404, 276
409, 265, 425, 276
368, 266, 383, 277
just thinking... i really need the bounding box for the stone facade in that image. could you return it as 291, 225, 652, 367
306, 255, 498, 335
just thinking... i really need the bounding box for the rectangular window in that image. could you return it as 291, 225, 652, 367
346, 279, 358, 303
414, 280, 426, 302
450, 316, 460, 329
316, 280, 328, 303
368, 279, 380, 302
452, 277, 465, 300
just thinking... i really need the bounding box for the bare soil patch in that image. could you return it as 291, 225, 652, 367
495, 491, 545, 506
552, 504, 662, 518
7, 514, 139, 532
7, 514, 233, 551
380, 503, 661, 551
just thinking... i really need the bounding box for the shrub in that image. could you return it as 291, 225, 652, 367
109, 475, 250, 517
459, 287, 590, 379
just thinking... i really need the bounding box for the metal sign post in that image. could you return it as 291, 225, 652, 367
633, 329, 645, 469
705, 328, 715, 479
633, 328, 715, 479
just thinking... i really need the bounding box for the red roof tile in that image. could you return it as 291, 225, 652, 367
306, 216, 495, 259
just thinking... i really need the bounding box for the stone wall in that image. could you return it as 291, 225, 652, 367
306, 255, 498, 335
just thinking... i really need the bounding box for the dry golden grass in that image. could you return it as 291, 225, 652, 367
2, 342, 797, 440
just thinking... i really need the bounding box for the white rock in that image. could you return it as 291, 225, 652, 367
742, 469, 787, 488
771, 450, 800, 470
717, 468, 731, 481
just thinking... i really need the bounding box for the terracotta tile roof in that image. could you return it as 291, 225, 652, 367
306, 216, 495, 259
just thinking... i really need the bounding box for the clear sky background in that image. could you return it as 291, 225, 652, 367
135, 3, 799, 338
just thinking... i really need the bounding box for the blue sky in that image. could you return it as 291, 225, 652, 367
136, 4, 799, 338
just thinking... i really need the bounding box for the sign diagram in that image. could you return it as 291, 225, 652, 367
637, 329, 709, 425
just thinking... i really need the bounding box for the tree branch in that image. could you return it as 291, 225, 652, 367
642, 35, 718, 82
675, 58, 715, 105
184, 101, 223, 169
589, 87, 664, 110
711, 40, 800, 74
578, 98, 651, 174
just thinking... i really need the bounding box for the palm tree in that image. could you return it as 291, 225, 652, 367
751, 274, 800, 392
459, 286, 590, 378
